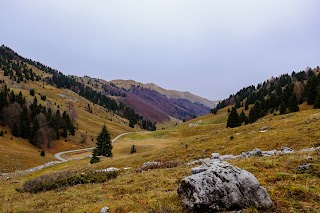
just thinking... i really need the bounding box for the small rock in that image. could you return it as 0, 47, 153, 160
305, 156, 313, 161
220, 154, 238, 160
211, 153, 221, 160
261, 150, 276, 157
6, 177, 10, 181
280, 147, 294, 155
249, 148, 263, 157
97, 167, 119, 173
139, 161, 161, 171
100, 206, 110, 213
296, 164, 312, 172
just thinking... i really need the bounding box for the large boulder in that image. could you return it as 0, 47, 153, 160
178, 160, 273, 212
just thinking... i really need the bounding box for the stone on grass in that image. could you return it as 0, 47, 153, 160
211, 153, 221, 160
100, 206, 110, 213
280, 147, 294, 155
96, 167, 119, 173
178, 160, 273, 212
296, 163, 312, 172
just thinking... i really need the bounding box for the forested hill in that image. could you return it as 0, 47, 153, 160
0, 45, 156, 131
211, 67, 320, 128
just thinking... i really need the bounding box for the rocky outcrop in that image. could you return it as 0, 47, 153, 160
178, 160, 273, 212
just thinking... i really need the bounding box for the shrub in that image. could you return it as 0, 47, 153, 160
30, 89, 35, 96
40, 150, 45, 157
90, 156, 100, 164
17, 170, 118, 193
131, 145, 137, 154
0, 130, 4, 136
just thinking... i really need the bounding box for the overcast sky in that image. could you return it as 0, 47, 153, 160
1, 1, 319, 100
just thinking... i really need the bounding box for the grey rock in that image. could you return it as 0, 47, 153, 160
96, 167, 119, 173
296, 163, 312, 171
100, 206, 110, 213
261, 150, 277, 157
178, 160, 273, 212
280, 147, 294, 154
211, 153, 221, 160
220, 154, 238, 160
249, 148, 263, 157
140, 161, 161, 171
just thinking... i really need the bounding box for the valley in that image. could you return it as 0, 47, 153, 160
1, 104, 319, 212
0, 46, 319, 212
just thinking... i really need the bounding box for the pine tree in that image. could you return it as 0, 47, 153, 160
90, 149, 100, 164
131, 145, 137, 154
94, 124, 112, 157
12, 122, 20, 137
314, 90, 320, 109
279, 102, 287, 115
244, 101, 249, 110
288, 94, 299, 112
235, 100, 241, 108
305, 76, 318, 105
239, 110, 246, 123
248, 101, 261, 123
20, 106, 31, 139
226, 107, 240, 128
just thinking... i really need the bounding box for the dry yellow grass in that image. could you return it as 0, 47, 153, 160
0, 69, 133, 173
1, 105, 320, 212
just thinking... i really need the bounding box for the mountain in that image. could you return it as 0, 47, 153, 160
75, 78, 216, 123
110, 79, 218, 108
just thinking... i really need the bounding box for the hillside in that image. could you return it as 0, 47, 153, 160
111, 79, 218, 108
0, 46, 134, 173
0, 45, 319, 212
1, 103, 319, 212
74, 77, 214, 123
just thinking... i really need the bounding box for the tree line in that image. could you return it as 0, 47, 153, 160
0, 83, 75, 148
0, 45, 156, 131
211, 68, 320, 128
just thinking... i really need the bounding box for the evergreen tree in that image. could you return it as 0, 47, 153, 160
248, 101, 261, 123
279, 102, 287, 115
30, 89, 35, 96
305, 76, 318, 105
90, 149, 100, 164
244, 101, 249, 110
288, 94, 299, 112
239, 110, 246, 123
211, 108, 218, 114
12, 122, 20, 137
235, 100, 241, 108
131, 145, 137, 154
20, 106, 31, 139
94, 124, 112, 157
314, 90, 320, 109
226, 107, 240, 128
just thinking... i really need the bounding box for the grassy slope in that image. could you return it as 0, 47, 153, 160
0, 67, 133, 173
1, 105, 319, 212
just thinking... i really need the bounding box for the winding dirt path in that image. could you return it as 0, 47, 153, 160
54, 132, 136, 161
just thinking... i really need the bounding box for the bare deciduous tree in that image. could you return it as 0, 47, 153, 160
46, 128, 57, 148
33, 128, 47, 148
35, 113, 47, 128
67, 101, 77, 124
3, 102, 22, 128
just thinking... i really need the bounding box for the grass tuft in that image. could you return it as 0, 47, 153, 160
16, 170, 118, 193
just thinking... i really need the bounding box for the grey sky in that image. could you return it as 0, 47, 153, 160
1, 1, 319, 100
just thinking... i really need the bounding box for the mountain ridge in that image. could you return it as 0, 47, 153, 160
110, 79, 218, 109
